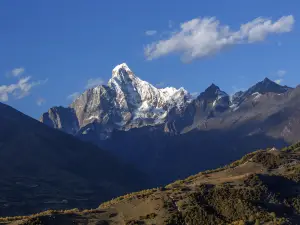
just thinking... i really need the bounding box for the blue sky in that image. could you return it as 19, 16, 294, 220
0, 0, 299, 119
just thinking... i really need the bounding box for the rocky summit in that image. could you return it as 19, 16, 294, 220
41, 63, 191, 139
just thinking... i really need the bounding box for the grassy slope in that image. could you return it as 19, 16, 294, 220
2, 143, 300, 225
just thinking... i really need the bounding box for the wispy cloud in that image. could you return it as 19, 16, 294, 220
85, 78, 104, 89
145, 30, 157, 36
67, 92, 80, 101
145, 15, 295, 62
0, 77, 48, 102
7, 67, 25, 77
36, 97, 46, 106
277, 70, 286, 77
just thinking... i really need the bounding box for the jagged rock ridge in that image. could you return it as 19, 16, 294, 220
41, 63, 191, 138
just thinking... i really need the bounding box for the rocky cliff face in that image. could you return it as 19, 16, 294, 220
165, 83, 230, 134
165, 78, 294, 134
41, 106, 79, 135
230, 77, 292, 109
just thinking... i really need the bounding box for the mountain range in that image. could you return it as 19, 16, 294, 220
1, 63, 300, 218
40, 63, 300, 185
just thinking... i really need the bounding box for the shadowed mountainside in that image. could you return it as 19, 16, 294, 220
99, 123, 289, 185
0, 103, 149, 217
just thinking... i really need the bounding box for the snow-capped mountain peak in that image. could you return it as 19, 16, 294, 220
112, 63, 134, 77
44, 63, 191, 137
108, 63, 190, 124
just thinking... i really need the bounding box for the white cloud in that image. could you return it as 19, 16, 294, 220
168, 20, 173, 29
67, 92, 80, 101
145, 15, 294, 62
10, 67, 25, 77
145, 30, 157, 36
36, 97, 46, 106
85, 78, 104, 89
275, 79, 283, 84
277, 70, 286, 77
0, 77, 47, 102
